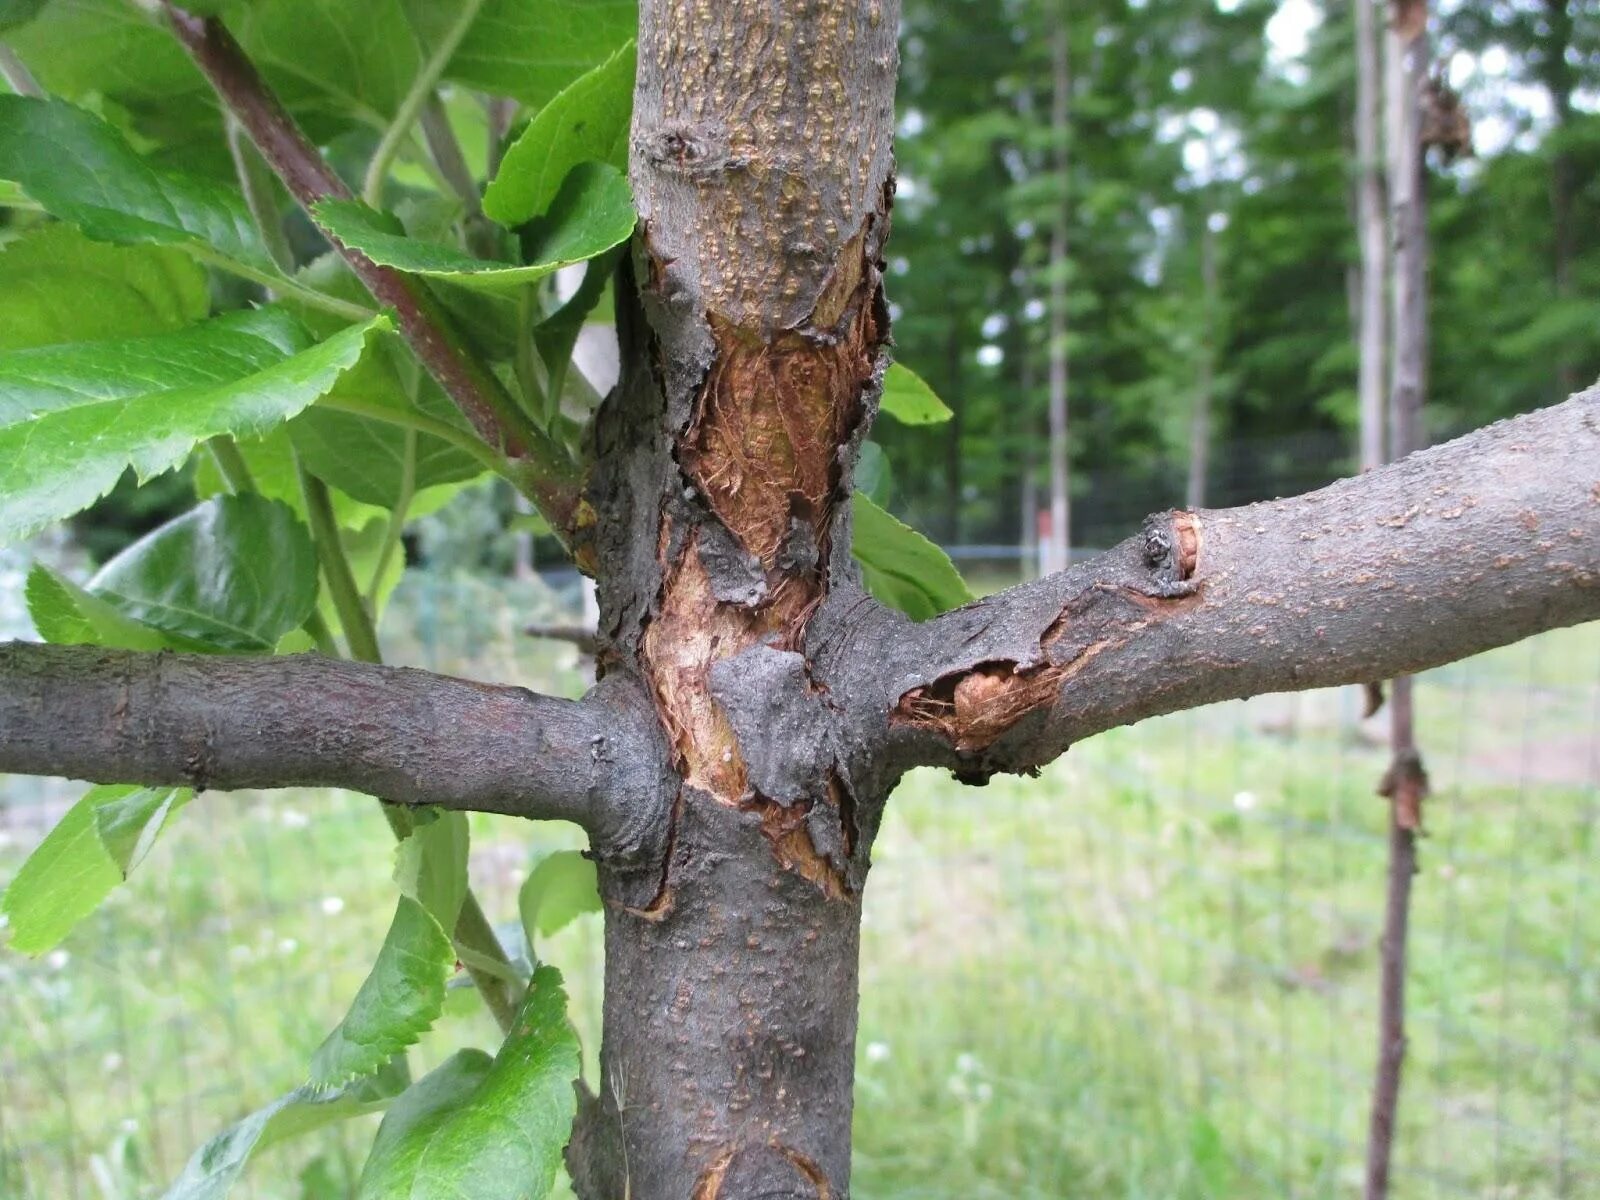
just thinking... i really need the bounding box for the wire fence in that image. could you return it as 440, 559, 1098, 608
1, 543, 1596, 1198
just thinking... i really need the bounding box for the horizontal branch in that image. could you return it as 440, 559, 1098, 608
0, 644, 667, 855
842, 387, 1600, 779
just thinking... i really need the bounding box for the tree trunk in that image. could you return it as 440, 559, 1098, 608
1541, 0, 1576, 398
567, 3, 899, 1195
1186, 215, 1216, 509
1365, 4, 1429, 1195
1355, 0, 1388, 473
1044, 12, 1072, 575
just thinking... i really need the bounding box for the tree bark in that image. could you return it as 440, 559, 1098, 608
566, 2, 898, 1194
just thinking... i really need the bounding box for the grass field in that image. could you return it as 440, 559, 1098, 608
1, 574, 1595, 1199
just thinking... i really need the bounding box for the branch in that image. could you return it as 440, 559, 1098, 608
0, 643, 665, 854
844, 388, 1600, 779
160, 4, 585, 538
523, 622, 600, 655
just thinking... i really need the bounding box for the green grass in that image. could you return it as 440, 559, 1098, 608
1, 591, 1596, 1199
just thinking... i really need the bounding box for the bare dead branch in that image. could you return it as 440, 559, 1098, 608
832, 387, 1600, 779
523, 622, 601, 655
0, 643, 666, 852
160, 4, 587, 541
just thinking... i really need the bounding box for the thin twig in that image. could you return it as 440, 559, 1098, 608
361, 0, 485, 207
523, 622, 600, 656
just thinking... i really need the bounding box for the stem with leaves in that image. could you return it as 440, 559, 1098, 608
161, 3, 586, 542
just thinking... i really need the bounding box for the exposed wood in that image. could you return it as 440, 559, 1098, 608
826, 387, 1600, 781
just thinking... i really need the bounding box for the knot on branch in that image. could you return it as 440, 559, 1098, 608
1378, 748, 1430, 832
1141, 509, 1202, 598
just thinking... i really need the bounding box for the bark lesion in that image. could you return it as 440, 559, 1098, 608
892, 511, 1204, 759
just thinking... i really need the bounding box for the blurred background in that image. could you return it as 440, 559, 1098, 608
2, 0, 1598, 1196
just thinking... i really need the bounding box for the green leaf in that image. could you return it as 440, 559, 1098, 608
1, 785, 191, 954
356, 968, 580, 1200
879, 362, 955, 425
0, 96, 273, 272
482, 41, 635, 227
289, 343, 486, 508
406, 0, 635, 108
518, 850, 601, 953
0, 0, 48, 32
80, 495, 319, 653
0, 223, 209, 351
0, 307, 385, 545
26, 564, 173, 652
163, 1060, 409, 1200
395, 809, 470, 934
854, 440, 893, 506
312, 162, 634, 293
3, 1, 204, 113
308, 895, 454, 1088
851, 493, 972, 621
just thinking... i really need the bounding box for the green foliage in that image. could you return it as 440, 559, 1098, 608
0, 309, 385, 544
404, 0, 633, 108
355, 968, 580, 1200
37, 495, 319, 653
162, 1059, 411, 1200
483, 41, 636, 227
0, 785, 191, 954
518, 849, 601, 953
0, 225, 210, 351
308, 895, 455, 1088
852, 493, 974, 620
312, 163, 635, 292
879, 362, 955, 425
0, 96, 273, 271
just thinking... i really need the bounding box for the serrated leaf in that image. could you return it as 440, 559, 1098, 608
308, 896, 454, 1088
851, 493, 972, 621
356, 968, 580, 1200
163, 1059, 410, 1200
1, 785, 191, 954
518, 850, 600, 953
0, 308, 385, 545
483, 41, 635, 227
82, 495, 318, 652
395, 810, 470, 934
0, 95, 272, 272
879, 362, 954, 425
405, 0, 634, 108
312, 163, 634, 293
0, 224, 210, 351
26, 564, 173, 652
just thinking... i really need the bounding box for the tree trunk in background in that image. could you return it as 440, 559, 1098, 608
1044, 12, 1072, 574
1186, 216, 1216, 509
1541, 0, 1576, 397
1355, 0, 1388, 473
1019, 333, 1039, 579
944, 322, 964, 544
1365, 4, 1430, 1196
566, 3, 899, 1196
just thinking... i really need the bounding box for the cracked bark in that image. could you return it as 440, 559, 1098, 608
3, 3, 1600, 1196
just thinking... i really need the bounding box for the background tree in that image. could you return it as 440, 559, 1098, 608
0, 2, 1598, 1198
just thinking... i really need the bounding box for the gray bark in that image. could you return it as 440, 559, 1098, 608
0, 643, 666, 859
1, 5, 1598, 1197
